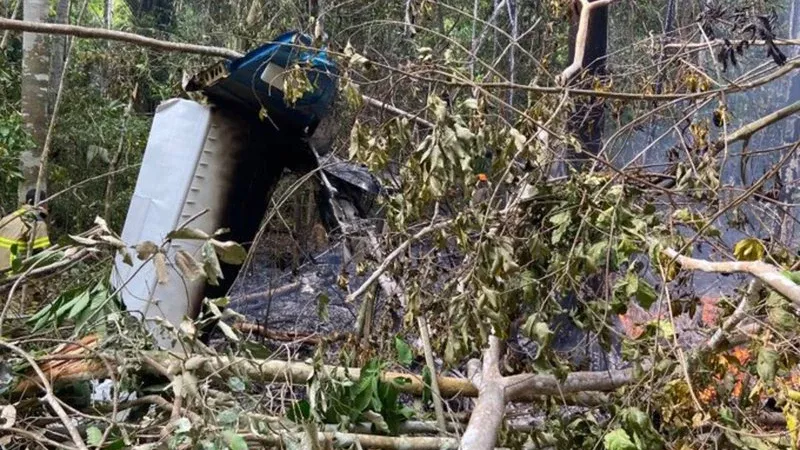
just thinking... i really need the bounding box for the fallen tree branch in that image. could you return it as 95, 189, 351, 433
720, 99, 800, 149
13, 347, 638, 401
462, 336, 506, 450
661, 247, 800, 308
461, 335, 635, 449
246, 432, 458, 450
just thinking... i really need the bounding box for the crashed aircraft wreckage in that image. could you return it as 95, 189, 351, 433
110, 31, 382, 349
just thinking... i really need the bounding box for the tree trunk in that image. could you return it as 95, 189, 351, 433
779, 0, 800, 245
20, 0, 52, 201
49, 0, 70, 111
104, 0, 112, 28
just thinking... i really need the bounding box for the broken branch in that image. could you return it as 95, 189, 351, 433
661, 247, 800, 307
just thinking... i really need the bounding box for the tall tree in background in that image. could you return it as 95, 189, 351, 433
19, 0, 52, 201
49, 0, 70, 108
780, 0, 800, 245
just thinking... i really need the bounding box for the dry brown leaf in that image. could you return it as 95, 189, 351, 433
154, 252, 169, 285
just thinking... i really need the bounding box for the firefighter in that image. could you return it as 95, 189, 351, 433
0, 189, 51, 273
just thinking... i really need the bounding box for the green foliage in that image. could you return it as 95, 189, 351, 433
394, 336, 414, 367
288, 359, 414, 434
27, 278, 121, 333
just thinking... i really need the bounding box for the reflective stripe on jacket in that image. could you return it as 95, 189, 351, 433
0, 205, 51, 271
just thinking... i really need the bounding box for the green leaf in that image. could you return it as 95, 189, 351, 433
317, 293, 329, 321
733, 238, 765, 262
67, 290, 92, 320
549, 210, 571, 226
221, 430, 248, 450
217, 409, 239, 426
782, 270, 800, 285
217, 321, 239, 342
757, 347, 779, 385
635, 280, 658, 310
603, 428, 637, 450
421, 366, 432, 404
287, 400, 312, 423
86, 426, 103, 447
394, 336, 414, 367
363, 410, 391, 434
228, 377, 246, 393
173, 417, 192, 434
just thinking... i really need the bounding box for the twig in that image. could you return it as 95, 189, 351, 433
103, 83, 138, 220
361, 95, 434, 128
347, 220, 452, 303
665, 38, 800, 49
233, 322, 349, 345
0, 248, 92, 293
416, 316, 446, 432
123, 394, 202, 424
1, 426, 77, 450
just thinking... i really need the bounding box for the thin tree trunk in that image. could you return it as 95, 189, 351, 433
505, 0, 517, 109
20, 0, 52, 201
779, 0, 800, 246
104, 0, 113, 28
49, 0, 71, 111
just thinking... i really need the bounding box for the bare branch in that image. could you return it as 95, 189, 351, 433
662, 247, 800, 307
0, 17, 241, 58
347, 220, 451, 303
721, 99, 800, 148
461, 336, 506, 450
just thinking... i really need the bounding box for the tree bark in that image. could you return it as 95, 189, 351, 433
20, 0, 52, 201
104, 0, 113, 28
779, 0, 800, 246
